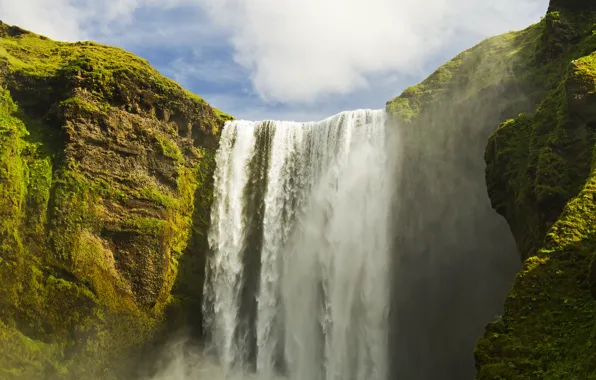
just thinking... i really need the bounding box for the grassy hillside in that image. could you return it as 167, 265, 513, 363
387, 1, 596, 378
476, 7, 596, 379
0, 21, 231, 379
385, 15, 548, 380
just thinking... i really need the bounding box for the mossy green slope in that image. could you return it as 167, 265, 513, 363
385, 11, 551, 380
476, 6, 596, 379
0, 21, 231, 379
386, 0, 596, 378
386, 22, 546, 124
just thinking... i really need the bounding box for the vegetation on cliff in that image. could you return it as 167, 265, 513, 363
387, 0, 596, 378
0, 21, 230, 379
384, 7, 545, 379
386, 20, 546, 123
476, 6, 596, 379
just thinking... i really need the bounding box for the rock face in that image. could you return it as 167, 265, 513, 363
549, 0, 596, 12
386, 1, 596, 378
0, 21, 230, 379
475, 7, 596, 379
2, 0, 595, 378
385, 20, 545, 380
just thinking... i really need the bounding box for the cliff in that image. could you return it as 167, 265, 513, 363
387, 0, 596, 378
385, 14, 546, 380
0, 21, 230, 379
2, 0, 595, 378
476, 6, 596, 379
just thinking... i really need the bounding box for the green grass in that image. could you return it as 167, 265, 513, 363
474, 8, 596, 379
0, 21, 231, 129
386, 22, 545, 122
0, 20, 231, 379
384, 5, 596, 379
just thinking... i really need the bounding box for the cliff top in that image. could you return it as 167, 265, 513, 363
0, 19, 231, 379
0, 20, 232, 128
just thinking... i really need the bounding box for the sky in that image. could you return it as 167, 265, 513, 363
0, 0, 549, 121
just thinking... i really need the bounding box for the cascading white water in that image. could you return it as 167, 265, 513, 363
203, 109, 395, 380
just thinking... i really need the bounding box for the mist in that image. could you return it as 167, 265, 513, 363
385, 43, 535, 378
145, 67, 527, 379
130, 26, 536, 380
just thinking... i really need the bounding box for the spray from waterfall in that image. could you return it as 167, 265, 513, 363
203, 109, 396, 380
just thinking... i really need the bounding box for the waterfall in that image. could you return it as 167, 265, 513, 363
203, 109, 395, 380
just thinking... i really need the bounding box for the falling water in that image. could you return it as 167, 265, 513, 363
203, 109, 395, 380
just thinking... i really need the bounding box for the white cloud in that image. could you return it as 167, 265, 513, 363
197, 0, 548, 103
202, 72, 405, 122
0, 0, 84, 40
203, 92, 336, 122
0, 0, 549, 105
0, 0, 194, 41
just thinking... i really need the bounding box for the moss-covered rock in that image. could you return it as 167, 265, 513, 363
386, 21, 546, 124
386, 1, 596, 378
384, 9, 551, 380
0, 21, 231, 379
475, 6, 596, 379
549, 0, 596, 12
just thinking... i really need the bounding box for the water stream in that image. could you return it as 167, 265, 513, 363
203, 109, 396, 380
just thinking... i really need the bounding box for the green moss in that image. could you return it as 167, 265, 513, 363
154, 131, 184, 162
382, 4, 596, 378
386, 22, 544, 122
60, 96, 103, 117
0, 20, 231, 379
0, 21, 227, 139
122, 217, 168, 236
475, 7, 596, 379
0, 90, 27, 259
135, 186, 176, 208
486, 69, 595, 258
476, 175, 596, 379
0, 320, 67, 380
167, 149, 217, 336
